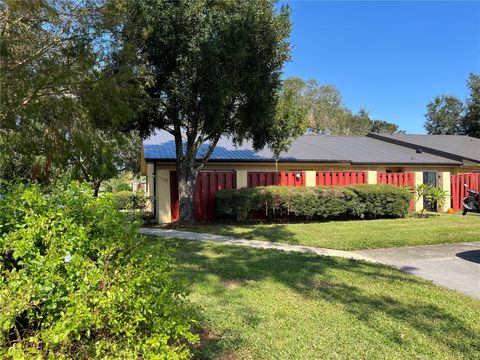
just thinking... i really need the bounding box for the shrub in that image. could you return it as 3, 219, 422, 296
215, 187, 267, 221
216, 184, 411, 221
0, 183, 197, 358
115, 182, 133, 192
111, 190, 146, 210
348, 184, 411, 218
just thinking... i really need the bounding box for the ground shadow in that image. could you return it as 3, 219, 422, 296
145, 237, 480, 359
456, 250, 480, 264
398, 265, 419, 274
181, 223, 300, 244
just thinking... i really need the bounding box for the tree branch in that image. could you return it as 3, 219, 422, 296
196, 135, 220, 170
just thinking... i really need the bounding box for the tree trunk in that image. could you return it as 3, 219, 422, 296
93, 180, 102, 197
177, 165, 197, 224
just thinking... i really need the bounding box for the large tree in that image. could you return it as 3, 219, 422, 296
127, 0, 298, 223
461, 73, 480, 138
424, 95, 464, 135
282, 77, 400, 135
424, 73, 480, 138
0, 0, 142, 188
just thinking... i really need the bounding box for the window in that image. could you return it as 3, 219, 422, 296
423, 171, 437, 187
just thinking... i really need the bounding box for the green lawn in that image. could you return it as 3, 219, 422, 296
145, 238, 480, 359
180, 214, 480, 250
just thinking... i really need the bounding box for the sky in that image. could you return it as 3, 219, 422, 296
281, 1, 480, 133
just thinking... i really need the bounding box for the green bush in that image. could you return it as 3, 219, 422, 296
216, 184, 411, 221
111, 190, 146, 210
115, 182, 133, 192
0, 183, 197, 358
348, 184, 411, 218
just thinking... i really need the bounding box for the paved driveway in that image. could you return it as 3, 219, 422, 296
355, 242, 480, 298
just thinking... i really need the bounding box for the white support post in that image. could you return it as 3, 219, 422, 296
367, 170, 377, 185
236, 170, 248, 189
155, 169, 172, 223
414, 171, 424, 212
146, 163, 154, 213
305, 171, 316, 187
437, 171, 451, 213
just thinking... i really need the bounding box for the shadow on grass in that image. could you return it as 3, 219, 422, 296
182, 223, 300, 244
146, 237, 480, 359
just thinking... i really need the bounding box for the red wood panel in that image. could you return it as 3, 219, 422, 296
170, 171, 236, 222
315, 172, 367, 186
170, 171, 180, 222
377, 172, 414, 187
451, 173, 480, 211
247, 172, 305, 187
377, 172, 415, 211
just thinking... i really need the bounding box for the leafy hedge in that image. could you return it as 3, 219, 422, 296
111, 190, 147, 210
216, 184, 411, 221
0, 183, 197, 358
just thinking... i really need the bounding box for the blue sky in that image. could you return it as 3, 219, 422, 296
281, 1, 480, 133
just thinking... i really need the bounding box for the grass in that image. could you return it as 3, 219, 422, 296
145, 237, 480, 359
179, 213, 480, 250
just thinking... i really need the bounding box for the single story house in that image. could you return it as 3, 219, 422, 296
141, 130, 480, 223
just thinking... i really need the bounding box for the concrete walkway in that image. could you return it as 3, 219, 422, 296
355, 242, 480, 298
141, 228, 480, 298
139, 227, 374, 262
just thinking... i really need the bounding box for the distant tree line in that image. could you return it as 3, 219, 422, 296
283, 77, 402, 136
424, 73, 480, 138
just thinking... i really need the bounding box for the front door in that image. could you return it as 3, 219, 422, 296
423, 171, 438, 209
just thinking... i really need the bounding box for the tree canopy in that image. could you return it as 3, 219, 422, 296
424, 73, 480, 138
125, 0, 300, 222
461, 73, 480, 138
0, 0, 142, 188
282, 77, 401, 135
425, 96, 463, 135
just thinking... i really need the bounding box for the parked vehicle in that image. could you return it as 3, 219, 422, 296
462, 184, 480, 215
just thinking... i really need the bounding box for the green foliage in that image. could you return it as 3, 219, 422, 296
348, 184, 411, 218
0, 1, 143, 188
116, 183, 134, 192
424, 95, 464, 135
112, 190, 147, 210
126, 0, 294, 222
415, 184, 449, 212
424, 73, 480, 138
461, 73, 480, 138
269, 80, 308, 159
216, 184, 411, 221
425, 187, 450, 211
0, 183, 197, 358
369, 119, 403, 134
282, 77, 401, 135
104, 172, 136, 193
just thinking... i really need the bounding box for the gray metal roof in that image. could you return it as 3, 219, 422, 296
144, 130, 461, 165
368, 134, 480, 163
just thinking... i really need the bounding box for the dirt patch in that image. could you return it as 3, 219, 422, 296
198, 328, 219, 344
191, 328, 240, 360
309, 279, 339, 289
221, 279, 247, 289
190, 327, 219, 352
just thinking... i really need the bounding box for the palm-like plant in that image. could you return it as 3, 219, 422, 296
414, 184, 450, 213
425, 187, 449, 212
414, 184, 431, 215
